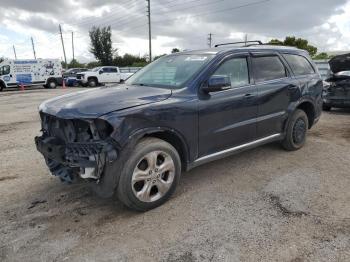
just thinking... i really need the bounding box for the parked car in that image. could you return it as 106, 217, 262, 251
76, 66, 134, 87
62, 68, 88, 87
323, 53, 350, 111
0, 59, 62, 91
35, 42, 323, 211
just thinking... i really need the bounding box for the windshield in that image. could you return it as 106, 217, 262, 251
126, 54, 214, 88
92, 67, 102, 72
65, 69, 74, 73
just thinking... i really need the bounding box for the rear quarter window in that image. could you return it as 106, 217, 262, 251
251, 56, 287, 83
283, 54, 315, 76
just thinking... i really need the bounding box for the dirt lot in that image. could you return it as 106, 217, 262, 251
0, 88, 349, 262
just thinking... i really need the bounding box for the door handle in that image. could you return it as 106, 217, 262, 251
244, 93, 255, 99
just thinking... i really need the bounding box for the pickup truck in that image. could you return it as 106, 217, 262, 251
77, 66, 134, 87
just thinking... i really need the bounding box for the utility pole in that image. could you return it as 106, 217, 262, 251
244, 34, 248, 46
31, 37, 36, 59
59, 24, 67, 69
72, 31, 75, 62
207, 33, 213, 48
13, 45, 17, 59
146, 0, 152, 62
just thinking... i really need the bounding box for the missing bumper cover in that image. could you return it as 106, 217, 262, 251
35, 136, 117, 183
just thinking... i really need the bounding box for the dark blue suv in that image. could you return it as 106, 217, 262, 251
35, 42, 323, 211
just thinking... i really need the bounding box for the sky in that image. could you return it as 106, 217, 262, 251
0, 0, 350, 62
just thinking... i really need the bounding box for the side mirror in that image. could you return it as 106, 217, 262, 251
202, 75, 231, 93
99, 70, 103, 74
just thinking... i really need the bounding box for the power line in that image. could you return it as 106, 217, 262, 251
152, 0, 225, 15
152, 0, 271, 25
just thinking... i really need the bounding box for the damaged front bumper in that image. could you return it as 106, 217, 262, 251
35, 136, 117, 183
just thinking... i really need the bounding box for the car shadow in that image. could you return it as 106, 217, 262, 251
327, 108, 350, 115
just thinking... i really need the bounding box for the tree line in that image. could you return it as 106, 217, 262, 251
62, 27, 335, 69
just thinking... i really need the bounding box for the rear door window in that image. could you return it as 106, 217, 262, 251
252, 56, 287, 83
283, 54, 315, 76
109, 67, 118, 73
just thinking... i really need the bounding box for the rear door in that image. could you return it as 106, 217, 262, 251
198, 53, 258, 157
282, 53, 323, 104
251, 52, 298, 138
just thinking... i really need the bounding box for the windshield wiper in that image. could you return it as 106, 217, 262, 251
135, 83, 151, 86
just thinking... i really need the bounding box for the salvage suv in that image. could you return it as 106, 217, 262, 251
35, 41, 323, 211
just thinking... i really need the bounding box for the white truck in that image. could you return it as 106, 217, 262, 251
0, 59, 62, 91
76, 66, 135, 87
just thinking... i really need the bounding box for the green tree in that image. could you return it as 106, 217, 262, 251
89, 26, 116, 65
113, 53, 147, 67
313, 52, 330, 60
171, 48, 180, 53
268, 36, 318, 57
86, 61, 101, 69
68, 59, 85, 68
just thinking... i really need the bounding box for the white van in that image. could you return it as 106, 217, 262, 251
0, 59, 62, 91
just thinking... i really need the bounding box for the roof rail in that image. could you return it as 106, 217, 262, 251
214, 40, 263, 48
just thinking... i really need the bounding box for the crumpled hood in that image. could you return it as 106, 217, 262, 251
39, 84, 172, 119
329, 53, 350, 74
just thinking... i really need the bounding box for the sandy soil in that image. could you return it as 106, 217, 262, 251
0, 88, 349, 262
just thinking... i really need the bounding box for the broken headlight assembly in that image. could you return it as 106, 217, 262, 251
35, 113, 117, 183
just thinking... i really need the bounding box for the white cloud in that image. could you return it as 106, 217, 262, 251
0, 0, 350, 61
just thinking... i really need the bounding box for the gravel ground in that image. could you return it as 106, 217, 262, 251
0, 88, 349, 262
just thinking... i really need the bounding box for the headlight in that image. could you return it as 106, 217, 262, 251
94, 119, 113, 139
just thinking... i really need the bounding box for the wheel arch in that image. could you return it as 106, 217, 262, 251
46, 77, 57, 85
0, 80, 6, 91
88, 76, 98, 82
296, 101, 316, 129
129, 127, 190, 171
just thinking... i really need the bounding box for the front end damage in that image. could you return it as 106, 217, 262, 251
35, 113, 118, 184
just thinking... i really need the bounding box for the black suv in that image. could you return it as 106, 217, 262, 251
35, 42, 323, 211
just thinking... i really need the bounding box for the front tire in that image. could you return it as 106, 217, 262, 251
117, 138, 181, 212
282, 109, 309, 151
88, 78, 97, 87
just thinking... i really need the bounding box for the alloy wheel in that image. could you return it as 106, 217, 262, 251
131, 151, 175, 203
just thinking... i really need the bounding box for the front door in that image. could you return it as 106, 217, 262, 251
198, 54, 258, 157
99, 68, 112, 83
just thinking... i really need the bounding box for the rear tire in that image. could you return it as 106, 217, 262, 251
282, 109, 309, 151
47, 79, 57, 89
117, 138, 181, 212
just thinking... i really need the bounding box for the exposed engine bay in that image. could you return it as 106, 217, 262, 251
35, 113, 117, 183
